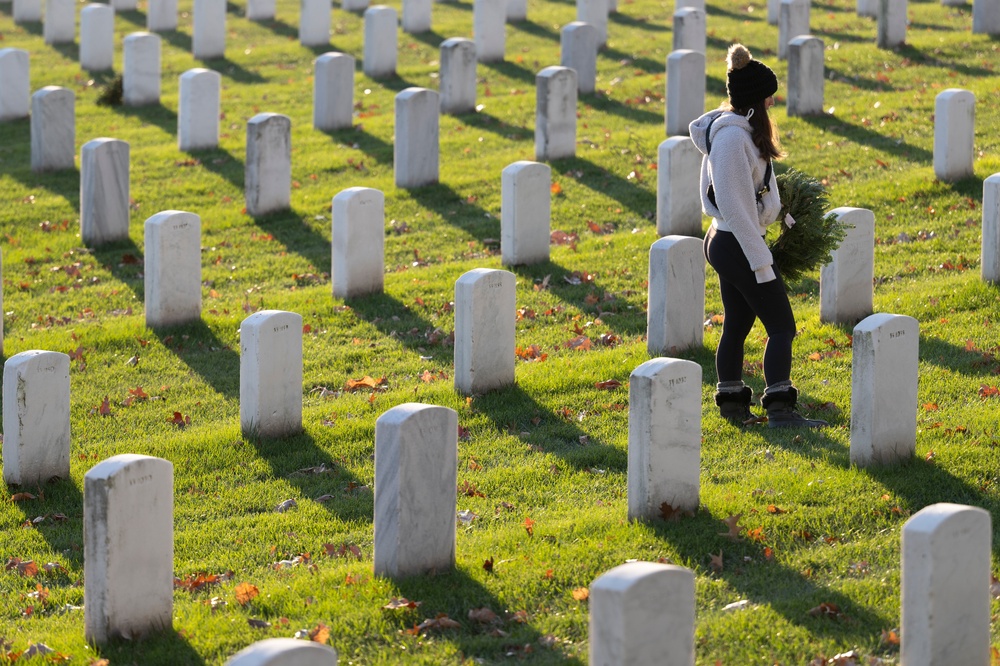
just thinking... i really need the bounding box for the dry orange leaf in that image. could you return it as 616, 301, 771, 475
10, 492, 37, 502
719, 514, 742, 540
345, 375, 387, 392
709, 551, 724, 572
571, 587, 589, 601
234, 582, 259, 606
766, 504, 786, 514
659, 502, 694, 522
384, 597, 421, 610
550, 182, 562, 195
594, 379, 622, 390
468, 606, 499, 623
523, 517, 535, 537
309, 622, 330, 644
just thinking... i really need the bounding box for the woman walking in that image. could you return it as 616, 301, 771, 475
689, 44, 827, 429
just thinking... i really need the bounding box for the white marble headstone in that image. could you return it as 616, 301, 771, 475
44, 0, 76, 44
590, 562, 695, 665
81, 138, 130, 246
240, 310, 303, 438
501, 161, 551, 266
973, 0, 1000, 34
535, 66, 577, 161
300, 0, 331, 46
13, 0, 42, 23
179, 68, 221, 151
673, 7, 705, 55
439, 38, 476, 115
787, 35, 824, 116
901, 503, 992, 666
111, 0, 137, 10
124, 32, 162, 107
767, 0, 780, 23
394, 87, 439, 188
850, 313, 918, 466
656, 136, 701, 237
226, 638, 339, 665
84, 455, 173, 644
246, 0, 276, 20
820, 207, 874, 324
80, 4, 115, 72
666, 50, 704, 137
857, 0, 877, 16
31, 87, 75, 172
363, 6, 397, 78
144, 211, 202, 327
193, 0, 227, 59
0, 49, 30, 121
647, 236, 705, 354
332, 187, 385, 298
982, 173, 1000, 284
2, 351, 71, 486
627, 357, 701, 519
147, 0, 178, 30
473, 0, 505, 62
778, 0, 809, 60
561, 22, 598, 94
343, 0, 369, 11
374, 404, 458, 578
877, 0, 906, 48
245, 113, 291, 216
314, 52, 355, 130
454, 268, 516, 395
576, 0, 607, 46
506, 0, 526, 21
402, 0, 431, 32
933, 89, 975, 182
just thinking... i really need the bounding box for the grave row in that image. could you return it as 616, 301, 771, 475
7, 383, 988, 662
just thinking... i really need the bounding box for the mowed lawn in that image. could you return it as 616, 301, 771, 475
1, 0, 999, 662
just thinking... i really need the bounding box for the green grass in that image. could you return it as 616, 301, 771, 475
1, 0, 999, 662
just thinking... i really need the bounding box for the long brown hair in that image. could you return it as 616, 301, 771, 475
721, 99, 785, 161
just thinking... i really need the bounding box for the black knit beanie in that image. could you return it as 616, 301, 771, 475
726, 44, 778, 109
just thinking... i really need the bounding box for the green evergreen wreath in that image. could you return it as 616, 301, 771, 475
768, 169, 849, 283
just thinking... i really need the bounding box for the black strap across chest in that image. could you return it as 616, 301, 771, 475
705, 113, 772, 205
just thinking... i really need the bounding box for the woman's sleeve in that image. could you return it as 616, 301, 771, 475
708, 130, 775, 278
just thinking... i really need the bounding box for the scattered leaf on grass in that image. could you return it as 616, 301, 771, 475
247, 618, 270, 629
523, 517, 535, 537
468, 607, 499, 623
234, 582, 259, 606
309, 623, 330, 644
766, 504, 786, 514
880, 628, 900, 645
384, 597, 422, 610
709, 551, 724, 573
483, 557, 495, 573
169, 411, 191, 427
5, 558, 39, 577
275, 498, 297, 513
594, 379, 622, 390
406, 613, 462, 634
806, 602, 843, 619
990, 574, 1000, 599
11, 492, 37, 502
571, 587, 589, 601
345, 375, 387, 392
719, 514, 743, 540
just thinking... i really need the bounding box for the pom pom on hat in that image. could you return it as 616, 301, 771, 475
726, 43, 778, 109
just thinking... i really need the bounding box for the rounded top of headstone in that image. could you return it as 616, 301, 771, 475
502, 160, 549, 175
455, 267, 515, 285
537, 65, 574, 78
935, 88, 975, 102
376, 402, 458, 426
4, 349, 71, 365
395, 87, 437, 101
592, 561, 694, 593
81, 137, 129, 151
650, 234, 703, 251
852, 312, 918, 334
364, 4, 396, 16
247, 112, 291, 126
903, 502, 991, 535
441, 36, 474, 47
34, 85, 74, 98
84, 454, 172, 482
0, 48, 30, 59
181, 67, 221, 81
316, 51, 354, 64
225, 637, 338, 666
630, 357, 702, 380
241, 309, 302, 329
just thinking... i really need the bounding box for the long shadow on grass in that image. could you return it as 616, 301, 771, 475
513, 18, 561, 43
392, 568, 585, 664
889, 44, 996, 78
323, 125, 395, 166
823, 67, 898, 92
346, 292, 451, 358
0, 124, 83, 203
91, 628, 207, 665
473, 384, 628, 472
599, 46, 664, 77
250, 207, 331, 272
505, 262, 649, 339
650, 510, 894, 641
480, 59, 537, 86
249, 430, 369, 521
93, 238, 146, 302
581, 90, 668, 125
608, 11, 670, 31
918, 334, 1000, 377
550, 156, 656, 218
861, 458, 998, 522
7, 477, 85, 567
453, 109, 534, 142
797, 115, 933, 163
151, 320, 242, 399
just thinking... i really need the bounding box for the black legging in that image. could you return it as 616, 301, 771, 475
703, 226, 795, 386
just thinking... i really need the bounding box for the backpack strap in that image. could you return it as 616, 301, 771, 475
756, 160, 773, 204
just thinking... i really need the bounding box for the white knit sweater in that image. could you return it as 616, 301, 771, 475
689, 110, 782, 283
